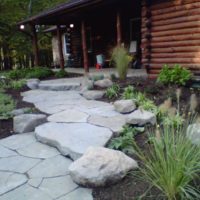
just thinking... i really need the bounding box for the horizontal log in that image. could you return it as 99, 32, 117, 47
143, 52, 200, 59
150, 27, 200, 37
142, 14, 200, 28
142, 58, 200, 64
150, 8, 200, 22
150, 2, 200, 16
141, 40, 200, 48
142, 20, 200, 33
151, 0, 200, 11
142, 34, 200, 43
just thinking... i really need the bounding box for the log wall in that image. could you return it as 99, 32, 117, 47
141, 0, 200, 76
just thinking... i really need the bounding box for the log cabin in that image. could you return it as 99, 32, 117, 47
18, 0, 200, 77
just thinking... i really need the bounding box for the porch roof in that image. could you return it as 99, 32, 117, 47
18, 0, 117, 26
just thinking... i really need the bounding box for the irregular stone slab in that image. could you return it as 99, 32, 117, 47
39, 175, 78, 199
26, 79, 40, 90
0, 172, 27, 195
28, 155, 72, 178
126, 109, 156, 125
69, 147, 138, 187
58, 188, 93, 200
48, 110, 89, 123
0, 133, 36, 150
0, 156, 41, 173
94, 79, 113, 88
0, 184, 52, 200
82, 90, 105, 100
14, 114, 46, 134
35, 122, 113, 160
114, 100, 136, 114
0, 145, 17, 158
17, 142, 60, 159
88, 115, 126, 133
28, 178, 43, 188
187, 124, 200, 145
38, 77, 82, 91
82, 105, 120, 117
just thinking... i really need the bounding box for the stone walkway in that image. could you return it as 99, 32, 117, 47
0, 78, 129, 200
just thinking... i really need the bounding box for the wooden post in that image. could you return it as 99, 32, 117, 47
116, 11, 122, 46
81, 20, 89, 73
31, 24, 39, 66
56, 25, 65, 70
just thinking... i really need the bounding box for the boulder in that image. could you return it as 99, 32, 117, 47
82, 90, 105, 100
126, 109, 156, 125
114, 100, 136, 114
187, 124, 200, 145
26, 79, 40, 90
69, 147, 138, 187
94, 79, 113, 88
10, 108, 31, 116
80, 77, 94, 92
14, 114, 46, 133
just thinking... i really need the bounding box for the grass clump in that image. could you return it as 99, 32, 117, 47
0, 92, 15, 119
134, 123, 200, 200
105, 84, 120, 99
111, 46, 132, 80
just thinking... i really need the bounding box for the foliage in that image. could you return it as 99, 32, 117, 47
55, 69, 68, 78
109, 125, 140, 155
111, 46, 132, 80
133, 124, 200, 200
25, 67, 53, 79
105, 84, 120, 99
122, 86, 136, 100
122, 86, 158, 113
8, 69, 27, 79
0, 91, 15, 119
10, 79, 26, 90
157, 64, 192, 86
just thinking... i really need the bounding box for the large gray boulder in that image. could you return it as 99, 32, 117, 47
80, 77, 94, 92
114, 100, 136, 114
14, 114, 46, 133
94, 79, 113, 88
69, 147, 138, 187
126, 109, 156, 125
10, 108, 31, 116
82, 90, 105, 100
26, 79, 40, 90
187, 124, 200, 145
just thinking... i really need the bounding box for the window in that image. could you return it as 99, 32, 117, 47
64, 33, 71, 55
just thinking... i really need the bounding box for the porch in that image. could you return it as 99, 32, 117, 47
18, 0, 142, 73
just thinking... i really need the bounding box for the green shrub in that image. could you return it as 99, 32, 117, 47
25, 67, 53, 79
10, 79, 26, 90
111, 46, 132, 80
105, 84, 120, 99
157, 64, 192, 86
8, 69, 27, 79
133, 124, 200, 200
109, 125, 141, 155
0, 92, 15, 119
55, 70, 68, 78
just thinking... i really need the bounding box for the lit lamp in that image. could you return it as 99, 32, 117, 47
20, 24, 25, 30
69, 24, 74, 29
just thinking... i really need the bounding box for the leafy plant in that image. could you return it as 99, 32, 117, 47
55, 69, 68, 78
133, 123, 200, 200
111, 46, 132, 80
25, 67, 53, 79
109, 125, 140, 155
10, 79, 26, 90
105, 84, 120, 99
122, 86, 136, 100
0, 92, 16, 119
157, 64, 192, 86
